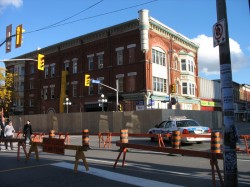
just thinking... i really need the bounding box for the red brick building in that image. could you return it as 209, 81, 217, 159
7, 9, 200, 115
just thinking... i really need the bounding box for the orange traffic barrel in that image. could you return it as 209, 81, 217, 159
82, 129, 89, 146
171, 130, 181, 149
49, 130, 55, 138
120, 129, 128, 143
211, 132, 220, 153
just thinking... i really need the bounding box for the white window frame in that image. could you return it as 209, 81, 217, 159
182, 81, 195, 96
116, 47, 124, 65
97, 52, 104, 69
72, 58, 78, 74
153, 76, 167, 93
152, 48, 166, 66
50, 64, 55, 77
45, 66, 49, 78
64, 60, 70, 71
87, 54, 94, 70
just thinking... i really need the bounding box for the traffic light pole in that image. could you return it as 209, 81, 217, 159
0, 58, 37, 62
94, 79, 119, 111
216, 0, 238, 186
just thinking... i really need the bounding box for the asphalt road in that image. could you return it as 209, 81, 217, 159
0, 122, 250, 187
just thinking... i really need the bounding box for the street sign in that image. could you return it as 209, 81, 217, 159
213, 19, 226, 47
165, 96, 170, 102
91, 79, 100, 84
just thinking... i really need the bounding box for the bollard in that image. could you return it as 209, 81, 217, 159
49, 130, 55, 138
120, 129, 128, 143
82, 129, 89, 146
211, 132, 220, 153
171, 130, 181, 149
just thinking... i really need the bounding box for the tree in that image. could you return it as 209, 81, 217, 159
0, 68, 14, 116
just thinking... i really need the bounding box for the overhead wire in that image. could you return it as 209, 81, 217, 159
25, 0, 104, 34
24, 0, 158, 34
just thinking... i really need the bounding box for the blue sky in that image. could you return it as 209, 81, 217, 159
0, 0, 250, 84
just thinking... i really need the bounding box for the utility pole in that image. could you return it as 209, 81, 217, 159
215, 0, 238, 186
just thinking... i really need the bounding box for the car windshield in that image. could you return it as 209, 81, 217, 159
176, 120, 201, 127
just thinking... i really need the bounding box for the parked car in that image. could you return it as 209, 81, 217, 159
148, 116, 211, 144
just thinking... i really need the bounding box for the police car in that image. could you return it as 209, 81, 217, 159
148, 116, 211, 144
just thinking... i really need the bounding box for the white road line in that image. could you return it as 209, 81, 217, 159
51, 162, 184, 187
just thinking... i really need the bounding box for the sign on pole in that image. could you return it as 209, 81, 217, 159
213, 19, 226, 47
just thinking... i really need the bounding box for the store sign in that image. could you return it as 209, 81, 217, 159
200, 100, 221, 107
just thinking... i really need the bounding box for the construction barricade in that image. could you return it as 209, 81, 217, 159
98, 132, 112, 148
237, 135, 250, 156
113, 131, 223, 187
26, 130, 90, 173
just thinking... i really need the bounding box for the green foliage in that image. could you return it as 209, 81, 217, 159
0, 70, 14, 115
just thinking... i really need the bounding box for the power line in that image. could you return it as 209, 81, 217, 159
24, 0, 158, 34
25, 0, 104, 34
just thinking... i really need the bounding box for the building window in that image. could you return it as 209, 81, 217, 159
97, 54, 104, 69
29, 99, 35, 107
21, 67, 25, 75
43, 88, 48, 100
182, 82, 188, 95
153, 77, 167, 92
116, 47, 124, 65
30, 79, 35, 89
89, 85, 93, 95
45, 67, 49, 78
118, 77, 124, 92
182, 82, 195, 96
41, 89, 44, 99
152, 48, 166, 66
181, 59, 186, 71
72, 58, 78, 74
181, 57, 195, 74
97, 77, 104, 94
64, 61, 69, 71
30, 64, 35, 74
51, 65, 55, 77
73, 84, 77, 97
189, 82, 195, 95
87, 55, 94, 70
127, 44, 136, 63
188, 60, 194, 73
50, 87, 55, 99
73, 61, 77, 74
174, 57, 179, 70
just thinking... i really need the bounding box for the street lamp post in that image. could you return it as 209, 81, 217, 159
98, 94, 107, 112
63, 97, 72, 113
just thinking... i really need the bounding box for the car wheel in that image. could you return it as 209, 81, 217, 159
196, 141, 203, 144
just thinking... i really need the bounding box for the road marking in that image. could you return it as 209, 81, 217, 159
52, 162, 184, 187
0, 163, 51, 173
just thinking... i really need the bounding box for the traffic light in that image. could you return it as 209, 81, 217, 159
170, 84, 176, 93
6, 24, 12, 53
84, 74, 91, 86
38, 54, 45, 71
15, 24, 25, 48
118, 104, 122, 111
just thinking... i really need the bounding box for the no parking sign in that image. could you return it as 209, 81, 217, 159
213, 19, 226, 47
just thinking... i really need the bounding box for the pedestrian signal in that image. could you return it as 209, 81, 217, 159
85, 74, 90, 86
38, 54, 45, 71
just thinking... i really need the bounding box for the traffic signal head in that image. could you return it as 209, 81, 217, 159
118, 104, 122, 111
38, 54, 45, 71
85, 74, 91, 86
15, 24, 25, 48
170, 84, 176, 93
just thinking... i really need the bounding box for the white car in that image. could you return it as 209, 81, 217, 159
148, 116, 211, 144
